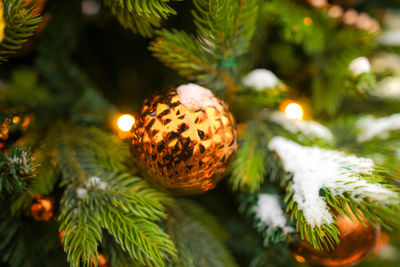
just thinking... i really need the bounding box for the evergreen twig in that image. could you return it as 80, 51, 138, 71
0, 0, 42, 62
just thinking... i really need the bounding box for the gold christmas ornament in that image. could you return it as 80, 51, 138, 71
131, 83, 237, 194
291, 209, 380, 267
30, 195, 54, 221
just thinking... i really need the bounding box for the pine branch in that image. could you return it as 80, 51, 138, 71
232, 88, 288, 112
0, 145, 36, 195
9, 155, 59, 214
49, 122, 176, 266
101, 233, 143, 267
167, 200, 238, 267
104, 0, 160, 37
41, 123, 128, 186
230, 122, 268, 193
261, 0, 376, 116
283, 163, 400, 250
262, 0, 325, 54
0, 114, 175, 266
150, 0, 258, 91
149, 29, 224, 88
59, 172, 176, 266
117, 0, 177, 19
0, 68, 51, 107
0, 0, 42, 62
240, 193, 292, 247
260, 134, 400, 250
178, 200, 229, 241
59, 190, 103, 267
0, 212, 28, 267
285, 188, 341, 250
331, 115, 400, 180
193, 0, 258, 59
103, 209, 175, 266
0, 205, 60, 267
104, 173, 171, 221
263, 112, 334, 147
104, 0, 179, 37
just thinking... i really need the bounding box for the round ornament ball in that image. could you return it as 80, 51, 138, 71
97, 254, 108, 267
91, 254, 108, 267
30, 195, 54, 221
131, 83, 237, 195
290, 209, 380, 267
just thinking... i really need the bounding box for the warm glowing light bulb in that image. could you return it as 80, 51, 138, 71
303, 17, 313, 26
12, 116, 21, 124
117, 114, 135, 132
285, 103, 303, 120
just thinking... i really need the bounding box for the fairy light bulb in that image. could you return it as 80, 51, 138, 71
285, 103, 303, 120
304, 17, 313, 26
117, 114, 135, 132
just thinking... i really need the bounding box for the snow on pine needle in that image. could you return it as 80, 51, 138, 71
269, 136, 398, 228
268, 112, 334, 142
357, 114, 400, 142
349, 57, 371, 76
242, 69, 280, 90
75, 176, 109, 199
254, 193, 294, 234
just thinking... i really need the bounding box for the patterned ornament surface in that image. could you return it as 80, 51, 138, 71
291, 209, 380, 267
30, 195, 54, 221
131, 84, 237, 194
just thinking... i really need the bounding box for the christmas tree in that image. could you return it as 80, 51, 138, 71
1, 0, 400, 266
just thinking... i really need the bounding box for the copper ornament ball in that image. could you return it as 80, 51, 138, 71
291, 210, 380, 267
130, 84, 237, 195
97, 254, 108, 267
30, 195, 54, 221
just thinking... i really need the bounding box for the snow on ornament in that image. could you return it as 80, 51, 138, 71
242, 69, 280, 90
349, 57, 371, 76
269, 137, 397, 227
131, 84, 237, 195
